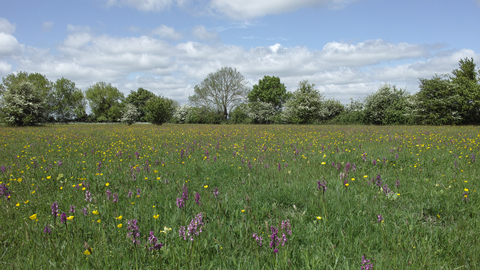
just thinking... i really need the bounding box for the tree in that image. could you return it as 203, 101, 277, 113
281, 80, 325, 124
189, 67, 249, 120
450, 57, 480, 124
248, 76, 288, 111
144, 96, 175, 125
322, 98, 345, 121
0, 81, 46, 126
247, 102, 276, 124
120, 103, 140, 125
172, 104, 191, 124
0, 71, 54, 121
125, 88, 156, 122
51, 77, 86, 122
85, 82, 125, 122
415, 75, 462, 125
363, 83, 412, 125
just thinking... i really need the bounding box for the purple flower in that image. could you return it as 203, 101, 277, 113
278, 163, 281, 171
195, 192, 201, 205
85, 190, 92, 202
60, 212, 67, 224
106, 189, 112, 200
127, 189, 132, 198
182, 185, 188, 201
44, 226, 51, 234
69, 205, 76, 213
186, 212, 204, 241
58, 161, 62, 167
318, 180, 327, 195
372, 159, 377, 165
213, 187, 219, 199
281, 220, 292, 235
1, 166, 5, 173
361, 255, 374, 270
0, 183, 10, 201
377, 215, 383, 223
233, 151, 236, 158
179, 226, 186, 240
136, 188, 141, 197
127, 219, 140, 245
82, 207, 88, 216
51, 201, 59, 217
148, 231, 163, 251
135, 151, 140, 159
252, 233, 263, 246
395, 180, 400, 187
176, 197, 184, 208
471, 153, 476, 163
214, 156, 217, 162
112, 193, 119, 203
269, 226, 280, 252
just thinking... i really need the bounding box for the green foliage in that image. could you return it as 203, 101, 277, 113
450, 57, 480, 124
281, 80, 325, 124
189, 67, 249, 120
125, 88, 156, 122
185, 107, 224, 124
321, 98, 345, 121
0, 81, 46, 126
229, 103, 249, 124
248, 75, 288, 110
85, 82, 125, 122
144, 95, 174, 125
247, 101, 276, 124
363, 83, 412, 125
51, 77, 86, 122
416, 75, 462, 125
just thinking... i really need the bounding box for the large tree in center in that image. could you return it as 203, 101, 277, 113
85, 82, 125, 122
188, 67, 249, 120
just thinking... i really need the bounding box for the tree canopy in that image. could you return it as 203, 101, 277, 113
248, 75, 288, 111
85, 82, 125, 122
125, 88, 156, 122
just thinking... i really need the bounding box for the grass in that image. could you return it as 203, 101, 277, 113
0, 124, 479, 269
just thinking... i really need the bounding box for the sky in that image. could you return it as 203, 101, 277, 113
0, 0, 479, 105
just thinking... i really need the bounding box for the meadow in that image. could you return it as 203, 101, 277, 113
0, 124, 478, 269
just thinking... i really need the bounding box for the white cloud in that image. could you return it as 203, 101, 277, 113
151, 25, 182, 40
209, 0, 356, 20
106, 0, 179, 11
41, 21, 54, 32
0, 32, 23, 57
0, 18, 16, 34
0, 61, 12, 76
191, 25, 219, 41
3, 27, 477, 105
67, 24, 92, 33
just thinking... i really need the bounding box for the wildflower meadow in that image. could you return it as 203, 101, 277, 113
0, 124, 479, 269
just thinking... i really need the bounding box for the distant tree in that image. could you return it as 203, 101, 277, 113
125, 88, 156, 122
229, 103, 249, 124
363, 83, 412, 125
85, 82, 125, 122
450, 57, 480, 124
120, 103, 140, 125
0, 71, 54, 121
321, 98, 345, 121
0, 81, 46, 126
51, 77, 86, 122
144, 96, 175, 125
415, 75, 462, 125
248, 76, 289, 111
172, 104, 191, 124
247, 102, 276, 124
189, 67, 249, 120
281, 80, 325, 124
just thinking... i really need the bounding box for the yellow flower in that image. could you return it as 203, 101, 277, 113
31, 190, 35, 194
351, 178, 355, 181
92, 210, 99, 215
15, 202, 19, 207
464, 188, 469, 192
24, 200, 29, 204
204, 185, 208, 188
241, 209, 245, 213
60, 187, 63, 190
131, 202, 135, 204
397, 193, 400, 196
17, 178, 22, 182
153, 215, 159, 219
117, 224, 122, 228
161, 226, 172, 234
67, 216, 74, 220
47, 176, 51, 179
321, 162, 326, 165
345, 183, 349, 187
29, 214, 37, 220
84, 249, 91, 255
316, 216, 322, 220
82, 187, 85, 190
97, 219, 101, 223
116, 215, 122, 220
105, 183, 109, 186
363, 175, 368, 178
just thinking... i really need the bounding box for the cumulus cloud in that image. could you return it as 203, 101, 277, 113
106, 0, 182, 11
41, 21, 54, 32
191, 25, 219, 41
209, 0, 356, 20
0, 61, 12, 76
0, 32, 23, 57
3, 26, 477, 104
151, 25, 182, 40
0, 18, 16, 34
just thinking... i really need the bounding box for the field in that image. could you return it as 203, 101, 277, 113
0, 124, 479, 269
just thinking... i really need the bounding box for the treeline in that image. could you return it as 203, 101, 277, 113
0, 58, 479, 126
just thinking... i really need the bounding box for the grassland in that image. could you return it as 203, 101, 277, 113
0, 124, 479, 269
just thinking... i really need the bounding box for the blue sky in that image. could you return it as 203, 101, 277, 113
1, 0, 479, 104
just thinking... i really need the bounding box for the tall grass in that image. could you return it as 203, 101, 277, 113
0, 124, 478, 269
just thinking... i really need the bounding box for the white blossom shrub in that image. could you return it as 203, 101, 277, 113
172, 104, 191, 124
0, 81, 46, 126
246, 102, 276, 124
281, 80, 325, 124
120, 103, 140, 125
